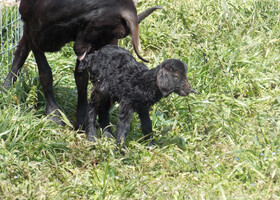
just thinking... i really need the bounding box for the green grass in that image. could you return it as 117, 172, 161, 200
1, 0, 280, 199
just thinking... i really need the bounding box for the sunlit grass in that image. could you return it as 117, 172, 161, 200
1, 0, 280, 199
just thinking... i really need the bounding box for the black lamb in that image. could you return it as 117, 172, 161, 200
79, 45, 197, 144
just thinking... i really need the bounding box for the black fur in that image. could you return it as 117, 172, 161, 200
80, 45, 197, 144
2, 0, 161, 128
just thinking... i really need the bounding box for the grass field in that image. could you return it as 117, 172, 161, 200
1, 0, 280, 199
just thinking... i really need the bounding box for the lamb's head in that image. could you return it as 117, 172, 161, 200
156, 59, 197, 97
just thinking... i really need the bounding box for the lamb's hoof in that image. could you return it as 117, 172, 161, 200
75, 120, 85, 131
48, 115, 64, 126
87, 134, 96, 142
114, 144, 128, 155
147, 140, 156, 147
76, 124, 85, 133
104, 131, 114, 139
76, 129, 85, 134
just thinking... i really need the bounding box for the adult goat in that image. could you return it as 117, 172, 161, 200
2, 0, 161, 128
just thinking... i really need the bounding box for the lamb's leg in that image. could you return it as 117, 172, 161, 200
137, 107, 155, 145
74, 59, 88, 130
98, 97, 114, 139
116, 102, 133, 145
85, 92, 98, 142
2, 34, 30, 90
32, 50, 63, 125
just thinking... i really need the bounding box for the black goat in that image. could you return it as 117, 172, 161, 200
79, 45, 197, 144
2, 0, 161, 128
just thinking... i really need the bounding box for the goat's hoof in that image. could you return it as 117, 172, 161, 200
0, 85, 8, 94
2, 81, 11, 91
47, 109, 65, 126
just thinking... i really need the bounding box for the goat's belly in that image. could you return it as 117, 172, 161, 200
37, 39, 69, 52
35, 26, 75, 52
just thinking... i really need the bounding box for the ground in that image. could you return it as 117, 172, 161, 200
0, 0, 280, 199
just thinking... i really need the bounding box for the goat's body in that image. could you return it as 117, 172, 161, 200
19, 0, 135, 53
2, 0, 161, 128
81, 45, 196, 144
87, 46, 163, 109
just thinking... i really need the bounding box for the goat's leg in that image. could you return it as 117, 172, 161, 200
2, 34, 30, 89
74, 59, 88, 130
32, 50, 63, 125
85, 92, 97, 141
137, 107, 155, 145
98, 97, 113, 139
116, 102, 133, 145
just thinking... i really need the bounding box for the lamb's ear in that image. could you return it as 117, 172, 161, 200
157, 66, 174, 97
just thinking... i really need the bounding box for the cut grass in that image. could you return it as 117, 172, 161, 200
1, 0, 280, 199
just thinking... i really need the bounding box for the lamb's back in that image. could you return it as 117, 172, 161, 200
91, 45, 149, 100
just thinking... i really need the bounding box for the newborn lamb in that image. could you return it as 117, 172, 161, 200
79, 45, 197, 144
